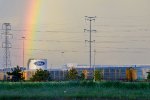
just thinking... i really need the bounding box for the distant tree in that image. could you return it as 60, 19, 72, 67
30, 69, 51, 82
66, 67, 78, 80
94, 70, 103, 81
82, 70, 88, 80
80, 73, 85, 80
126, 67, 137, 82
7, 65, 24, 82
147, 72, 150, 80
78, 72, 85, 80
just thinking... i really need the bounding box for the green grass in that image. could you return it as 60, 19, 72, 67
0, 81, 150, 100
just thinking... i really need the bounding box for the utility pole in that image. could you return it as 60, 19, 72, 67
93, 49, 96, 82
1, 23, 12, 79
84, 16, 96, 68
61, 51, 65, 80
22, 37, 25, 69
61, 51, 64, 65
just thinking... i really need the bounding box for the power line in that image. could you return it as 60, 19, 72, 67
11, 29, 83, 33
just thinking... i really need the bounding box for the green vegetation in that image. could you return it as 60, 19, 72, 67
79, 72, 85, 80
147, 72, 150, 80
30, 69, 51, 82
7, 65, 24, 81
66, 68, 87, 81
94, 70, 103, 81
66, 67, 78, 80
0, 81, 150, 100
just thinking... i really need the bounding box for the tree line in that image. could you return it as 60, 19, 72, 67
6, 66, 103, 82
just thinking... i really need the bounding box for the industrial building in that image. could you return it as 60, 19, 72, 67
24, 63, 150, 81
0, 61, 150, 81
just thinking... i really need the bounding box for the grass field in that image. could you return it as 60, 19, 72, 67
0, 81, 150, 100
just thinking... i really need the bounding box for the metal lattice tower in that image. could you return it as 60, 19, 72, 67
84, 16, 96, 68
1, 23, 12, 71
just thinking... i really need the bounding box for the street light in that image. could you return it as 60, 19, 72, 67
61, 51, 65, 80
22, 37, 25, 69
61, 52, 64, 65
93, 49, 96, 82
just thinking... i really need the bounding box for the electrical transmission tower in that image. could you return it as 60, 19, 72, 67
1, 23, 12, 71
84, 16, 96, 68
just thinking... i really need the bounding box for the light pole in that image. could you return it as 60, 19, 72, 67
22, 37, 25, 69
93, 49, 96, 82
61, 52, 64, 65
61, 51, 64, 80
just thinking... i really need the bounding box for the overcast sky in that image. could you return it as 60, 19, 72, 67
0, 0, 150, 68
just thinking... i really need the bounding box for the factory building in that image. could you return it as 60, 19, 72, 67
0, 61, 150, 81
44, 64, 150, 81
74, 65, 150, 80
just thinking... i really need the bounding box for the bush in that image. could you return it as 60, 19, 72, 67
94, 70, 103, 81
30, 69, 51, 82
147, 72, 150, 81
66, 67, 78, 80
7, 65, 24, 82
79, 73, 85, 80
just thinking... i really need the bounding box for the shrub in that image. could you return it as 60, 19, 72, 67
66, 67, 78, 80
30, 69, 51, 82
7, 65, 24, 82
80, 73, 85, 80
94, 70, 103, 81
147, 72, 150, 80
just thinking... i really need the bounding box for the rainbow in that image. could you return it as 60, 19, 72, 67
24, 1, 43, 57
